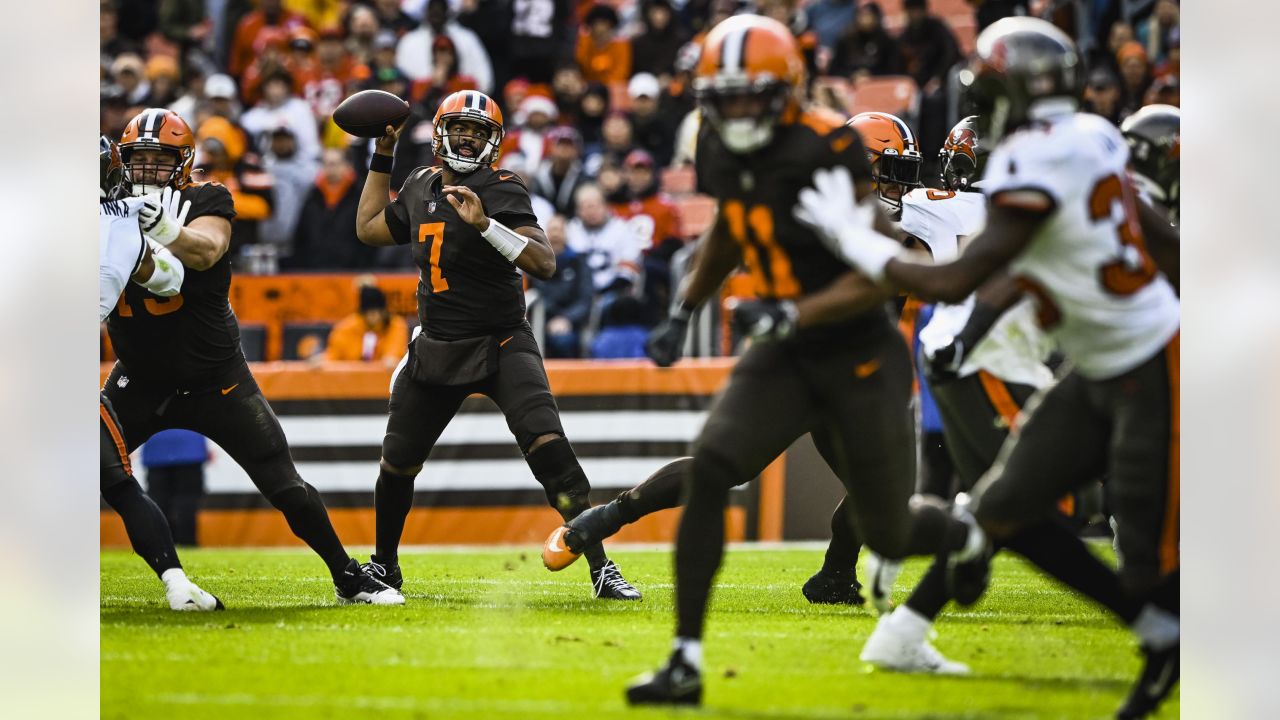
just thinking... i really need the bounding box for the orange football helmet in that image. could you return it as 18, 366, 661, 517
694, 14, 805, 154
119, 108, 196, 196
847, 111, 922, 210
433, 90, 505, 173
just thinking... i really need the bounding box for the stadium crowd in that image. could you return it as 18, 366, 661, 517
100, 0, 1180, 358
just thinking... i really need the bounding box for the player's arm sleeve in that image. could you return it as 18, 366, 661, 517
484, 174, 540, 230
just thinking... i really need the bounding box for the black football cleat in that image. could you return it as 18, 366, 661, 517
335, 559, 405, 605
361, 555, 403, 590
947, 545, 993, 606
626, 650, 702, 706
591, 560, 642, 600
1116, 642, 1179, 719
802, 568, 866, 606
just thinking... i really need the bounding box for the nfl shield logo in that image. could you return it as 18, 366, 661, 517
428, 200, 437, 213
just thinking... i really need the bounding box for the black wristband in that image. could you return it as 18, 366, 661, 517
369, 153, 393, 174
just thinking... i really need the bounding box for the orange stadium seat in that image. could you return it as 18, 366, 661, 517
848, 75, 918, 118
677, 195, 717, 239
661, 166, 697, 195
952, 17, 978, 56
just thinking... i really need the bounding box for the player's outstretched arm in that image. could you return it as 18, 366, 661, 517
355, 124, 403, 247
131, 240, 186, 296
793, 271, 892, 329
169, 215, 231, 270
885, 204, 1047, 304
509, 225, 556, 280
1137, 198, 1178, 290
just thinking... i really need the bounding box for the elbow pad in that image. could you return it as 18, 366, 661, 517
138, 240, 185, 296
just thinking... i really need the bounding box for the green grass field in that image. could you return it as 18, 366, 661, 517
101, 544, 1176, 720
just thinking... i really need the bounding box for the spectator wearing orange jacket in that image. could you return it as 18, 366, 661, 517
325, 285, 409, 366
610, 149, 680, 252
575, 4, 631, 85
230, 0, 311, 79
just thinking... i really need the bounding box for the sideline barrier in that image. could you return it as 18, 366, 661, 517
100, 359, 770, 547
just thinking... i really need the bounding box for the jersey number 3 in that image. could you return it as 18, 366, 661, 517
1090, 173, 1156, 296
419, 222, 449, 293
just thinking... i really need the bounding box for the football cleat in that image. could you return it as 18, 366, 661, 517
860, 613, 970, 675
335, 559, 405, 605
591, 560, 641, 600
167, 581, 225, 612
542, 526, 582, 571
625, 649, 703, 706
361, 555, 403, 590
865, 552, 902, 615
801, 568, 865, 605
1115, 642, 1179, 719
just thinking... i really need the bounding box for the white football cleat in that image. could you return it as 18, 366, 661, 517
860, 611, 969, 675
864, 552, 902, 615
166, 581, 224, 612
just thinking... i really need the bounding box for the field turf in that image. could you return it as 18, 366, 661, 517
101, 544, 1177, 719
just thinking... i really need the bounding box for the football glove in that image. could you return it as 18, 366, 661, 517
646, 304, 694, 367
139, 186, 191, 246
793, 166, 903, 281
732, 299, 799, 341
921, 338, 966, 384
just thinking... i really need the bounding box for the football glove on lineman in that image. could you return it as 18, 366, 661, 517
139, 186, 191, 246
646, 303, 694, 367
921, 339, 966, 384
793, 166, 904, 282
732, 299, 799, 341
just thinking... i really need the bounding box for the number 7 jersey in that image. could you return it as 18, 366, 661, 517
982, 113, 1179, 380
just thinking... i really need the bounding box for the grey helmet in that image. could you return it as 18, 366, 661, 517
1121, 104, 1179, 221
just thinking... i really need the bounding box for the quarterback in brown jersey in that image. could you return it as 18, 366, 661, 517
104, 108, 403, 606
623, 16, 980, 706
353, 89, 640, 600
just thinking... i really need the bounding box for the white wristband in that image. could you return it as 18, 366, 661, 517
835, 226, 905, 282
139, 239, 185, 296
480, 217, 530, 263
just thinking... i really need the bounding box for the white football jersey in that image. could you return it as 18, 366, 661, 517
907, 189, 1055, 389
99, 198, 148, 322
982, 113, 1180, 380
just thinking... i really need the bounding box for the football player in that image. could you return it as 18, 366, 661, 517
353, 90, 640, 600
1121, 104, 1179, 226
105, 109, 403, 606
100, 137, 220, 611
797, 19, 1180, 718
623, 16, 984, 706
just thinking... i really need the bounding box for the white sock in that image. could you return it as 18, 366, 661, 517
160, 568, 189, 591
888, 605, 932, 643
673, 637, 703, 670
1132, 604, 1179, 651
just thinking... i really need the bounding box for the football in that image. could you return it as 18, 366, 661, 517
332, 89, 411, 138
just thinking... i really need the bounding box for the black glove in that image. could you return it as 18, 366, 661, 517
732, 299, 799, 342
646, 303, 695, 367
922, 338, 966, 384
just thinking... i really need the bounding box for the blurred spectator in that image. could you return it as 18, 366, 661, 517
1153, 27, 1179, 82
508, 0, 571, 84
167, 62, 210, 126
304, 29, 363, 119
1082, 66, 1123, 125
112, 54, 152, 105
286, 0, 343, 30
1137, 0, 1179, 63
345, 6, 383, 64
597, 158, 629, 204
259, 126, 318, 253
551, 62, 588, 124
364, 29, 401, 75
534, 127, 589, 217
240, 26, 295, 104
409, 35, 479, 112
159, 0, 215, 57
804, 0, 856, 51
144, 56, 183, 106
760, 0, 820, 78
566, 183, 647, 295
499, 153, 556, 228
590, 296, 650, 358
102, 1, 141, 62
229, 0, 310, 79
201, 73, 244, 123
577, 82, 611, 148
531, 215, 594, 358
588, 112, 635, 176
397, 0, 495, 94
325, 284, 410, 365
613, 149, 682, 315
970, 0, 1028, 31
1144, 75, 1179, 108
829, 2, 903, 80
1116, 40, 1151, 118
372, 0, 417, 36
899, 0, 959, 171
241, 70, 322, 160
659, 41, 700, 148
631, 0, 689, 80
288, 148, 380, 269
195, 116, 275, 255
627, 73, 677, 167
141, 429, 209, 547
576, 4, 631, 85
503, 94, 560, 169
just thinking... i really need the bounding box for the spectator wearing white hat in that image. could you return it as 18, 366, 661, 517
201, 73, 243, 123
502, 94, 560, 169
240, 70, 321, 162
111, 54, 151, 105
626, 72, 676, 167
